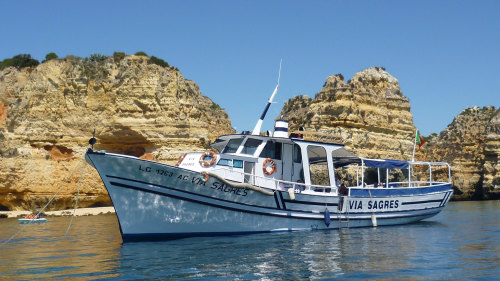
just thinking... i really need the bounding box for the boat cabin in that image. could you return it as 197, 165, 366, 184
177, 122, 451, 196
178, 130, 358, 195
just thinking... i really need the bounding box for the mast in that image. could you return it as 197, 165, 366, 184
251, 60, 282, 135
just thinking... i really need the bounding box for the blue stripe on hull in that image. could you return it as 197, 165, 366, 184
349, 184, 452, 197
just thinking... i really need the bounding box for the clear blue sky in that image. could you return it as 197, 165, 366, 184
1, 1, 498, 136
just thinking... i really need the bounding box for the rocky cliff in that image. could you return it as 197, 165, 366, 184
419, 106, 500, 200
279, 67, 499, 200
280, 67, 415, 160
0, 55, 233, 211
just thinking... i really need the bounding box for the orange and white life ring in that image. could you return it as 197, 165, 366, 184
263, 158, 276, 175
199, 151, 217, 167
175, 153, 186, 167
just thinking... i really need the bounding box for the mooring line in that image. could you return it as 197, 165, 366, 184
1, 157, 86, 245
59, 159, 85, 243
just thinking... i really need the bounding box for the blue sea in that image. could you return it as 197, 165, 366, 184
0, 201, 498, 280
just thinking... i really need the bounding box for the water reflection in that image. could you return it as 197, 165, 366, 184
116, 225, 430, 280
0, 215, 122, 280
1, 201, 499, 280
115, 201, 499, 280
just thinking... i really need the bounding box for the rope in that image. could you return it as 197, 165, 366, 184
60, 159, 85, 241
1, 157, 86, 245
202, 172, 275, 196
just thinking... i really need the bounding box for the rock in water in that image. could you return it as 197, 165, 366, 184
279, 67, 499, 200
421, 106, 500, 200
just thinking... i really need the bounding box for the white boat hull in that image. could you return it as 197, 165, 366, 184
18, 218, 47, 224
86, 150, 453, 241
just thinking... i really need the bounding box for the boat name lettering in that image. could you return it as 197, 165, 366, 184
211, 182, 248, 196
348, 200, 399, 210
367, 200, 399, 210
139, 165, 151, 172
176, 174, 207, 186
349, 201, 363, 210
156, 169, 174, 177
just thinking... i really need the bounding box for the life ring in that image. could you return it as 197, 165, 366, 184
199, 151, 217, 167
263, 158, 276, 175
175, 153, 186, 167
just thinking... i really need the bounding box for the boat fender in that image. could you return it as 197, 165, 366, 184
371, 214, 377, 227
175, 153, 186, 167
201, 171, 210, 183
199, 151, 217, 167
263, 158, 276, 175
288, 188, 295, 200
324, 208, 331, 227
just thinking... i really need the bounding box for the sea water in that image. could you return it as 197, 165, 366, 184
0, 201, 498, 280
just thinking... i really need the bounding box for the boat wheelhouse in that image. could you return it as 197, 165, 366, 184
180, 127, 451, 197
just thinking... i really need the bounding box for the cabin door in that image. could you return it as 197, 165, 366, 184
282, 143, 294, 182
244, 162, 254, 184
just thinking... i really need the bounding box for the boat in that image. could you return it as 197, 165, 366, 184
85, 70, 453, 241
18, 214, 47, 224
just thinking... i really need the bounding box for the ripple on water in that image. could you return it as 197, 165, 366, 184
0, 202, 499, 280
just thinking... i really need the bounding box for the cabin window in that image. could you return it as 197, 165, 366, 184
259, 141, 282, 160
307, 145, 329, 187
218, 158, 231, 166
241, 138, 262, 155
233, 160, 243, 168
222, 137, 244, 153
293, 144, 302, 163
217, 158, 243, 168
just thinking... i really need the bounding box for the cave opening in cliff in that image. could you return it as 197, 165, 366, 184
0, 203, 9, 211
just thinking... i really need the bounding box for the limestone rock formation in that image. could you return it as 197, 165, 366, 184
0, 55, 233, 211
483, 109, 500, 198
280, 67, 415, 160
420, 106, 500, 200
279, 67, 499, 200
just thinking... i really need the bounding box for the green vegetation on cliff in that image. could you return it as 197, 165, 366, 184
0, 54, 39, 70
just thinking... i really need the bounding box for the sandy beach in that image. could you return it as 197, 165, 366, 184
0, 206, 116, 218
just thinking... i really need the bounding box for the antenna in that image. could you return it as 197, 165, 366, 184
251, 59, 282, 135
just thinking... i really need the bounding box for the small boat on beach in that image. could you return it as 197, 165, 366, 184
18, 214, 47, 224
85, 70, 453, 241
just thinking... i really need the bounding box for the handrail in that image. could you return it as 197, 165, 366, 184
351, 180, 450, 189
344, 160, 452, 189
210, 167, 337, 194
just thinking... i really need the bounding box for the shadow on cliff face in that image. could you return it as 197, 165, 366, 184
95, 126, 154, 158
472, 174, 485, 200
452, 185, 463, 198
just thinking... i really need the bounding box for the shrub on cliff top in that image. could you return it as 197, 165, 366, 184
210, 102, 221, 110
149, 56, 169, 67
88, 53, 108, 62
0, 54, 39, 70
113, 51, 126, 63
135, 51, 148, 57
44, 52, 58, 62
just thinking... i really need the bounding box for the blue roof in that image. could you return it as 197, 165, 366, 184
363, 159, 409, 169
